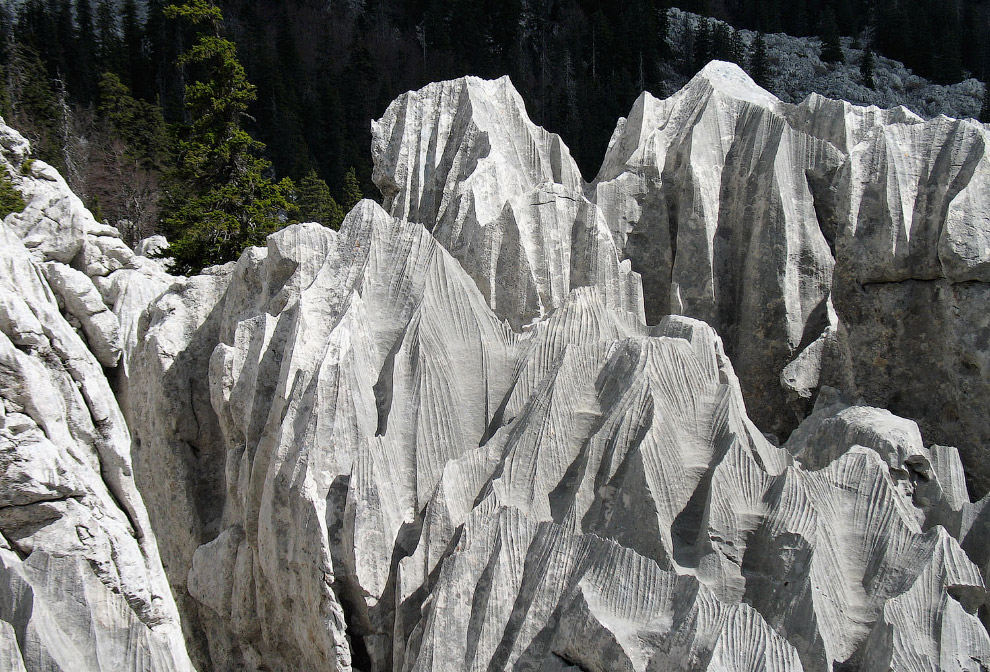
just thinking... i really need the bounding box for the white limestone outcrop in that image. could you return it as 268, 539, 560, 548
122, 203, 988, 671
589, 61, 844, 438
0, 201, 191, 669
3, 65, 990, 672
372, 76, 643, 329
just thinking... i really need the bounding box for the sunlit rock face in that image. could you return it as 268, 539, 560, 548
0, 121, 192, 671
587, 62, 844, 439
372, 75, 644, 330
3, 62, 990, 672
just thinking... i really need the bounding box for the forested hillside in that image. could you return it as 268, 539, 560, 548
1, 0, 989, 264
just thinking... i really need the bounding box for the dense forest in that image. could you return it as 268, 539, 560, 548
1, 0, 989, 267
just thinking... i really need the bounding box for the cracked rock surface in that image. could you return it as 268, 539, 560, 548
2, 63, 990, 671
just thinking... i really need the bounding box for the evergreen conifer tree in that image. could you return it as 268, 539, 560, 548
296, 170, 344, 229
749, 32, 771, 88
820, 9, 845, 64
97, 72, 169, 168
95, 0, 121, 74
658, 7, 671, 60
86, 74, 169, 244
713, 22, 731, 61
72, 0, 96, 102
861, 45, 875, 88
5, 44, 63, 169
161, 0, 294, 273
694, 18, 712, 70
729, 28, 746, 67
341, 166, 363, 214
120, 0, 144, 90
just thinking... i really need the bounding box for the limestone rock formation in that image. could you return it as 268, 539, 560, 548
820, 111, 990, 496
579, 61, 990, 498
0, 124, 192, 670
588, 61, 843, 438
3, 65, 990, 672
372, 76, 643, 330
126, 203, 989, 671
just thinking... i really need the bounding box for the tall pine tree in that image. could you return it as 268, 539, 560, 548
749, 32, 771, 89
162, 0, 294, 273
861, 45, 875, 88
820, 8, 845, 64
296, 170, 343, 229
95, 0, 121, 74
341, 166, 363, 214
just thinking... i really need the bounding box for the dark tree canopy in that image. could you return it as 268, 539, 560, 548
749, 32, 771, 89
296, 170, 344, 229
819, 8, 844, 64
861, 46, 875, 88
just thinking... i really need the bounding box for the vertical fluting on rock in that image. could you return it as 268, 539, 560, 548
3, 62, 990, 672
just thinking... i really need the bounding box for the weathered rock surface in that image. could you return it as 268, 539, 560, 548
3, 66, 990, 672
124, 201, 989, 671
0, 151, 192, 668
818, 111, 990, 496
580, 62, 990, 496
372, 76, 644, 330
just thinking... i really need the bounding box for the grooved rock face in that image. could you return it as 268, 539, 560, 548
821, 111, 990, 496
590, 61, 845, 439
129, 207, 990, 671
372, 76, 644, 330
3, 65, 990, 672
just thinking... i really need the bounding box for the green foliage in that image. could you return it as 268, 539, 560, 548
97, 72, 169, 168
164, 175, 295, 270
161, 0, 293, 274
296, 170, 344, 229
89, 74, 168, 244
341, 166, 363, 214
96, 0, 123, 74
0, 171, 26, 218
20, 158, 35, 175
4, 45, 63, 171
861, 46, 875, 89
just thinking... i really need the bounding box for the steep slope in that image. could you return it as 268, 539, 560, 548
584, 61, 990, 497
124, 209, 989, 672
821, 112, 990, 496
590, 61, 843, 438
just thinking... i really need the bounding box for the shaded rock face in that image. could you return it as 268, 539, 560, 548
2, 65, 990, 672
819, 113, 990, 496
